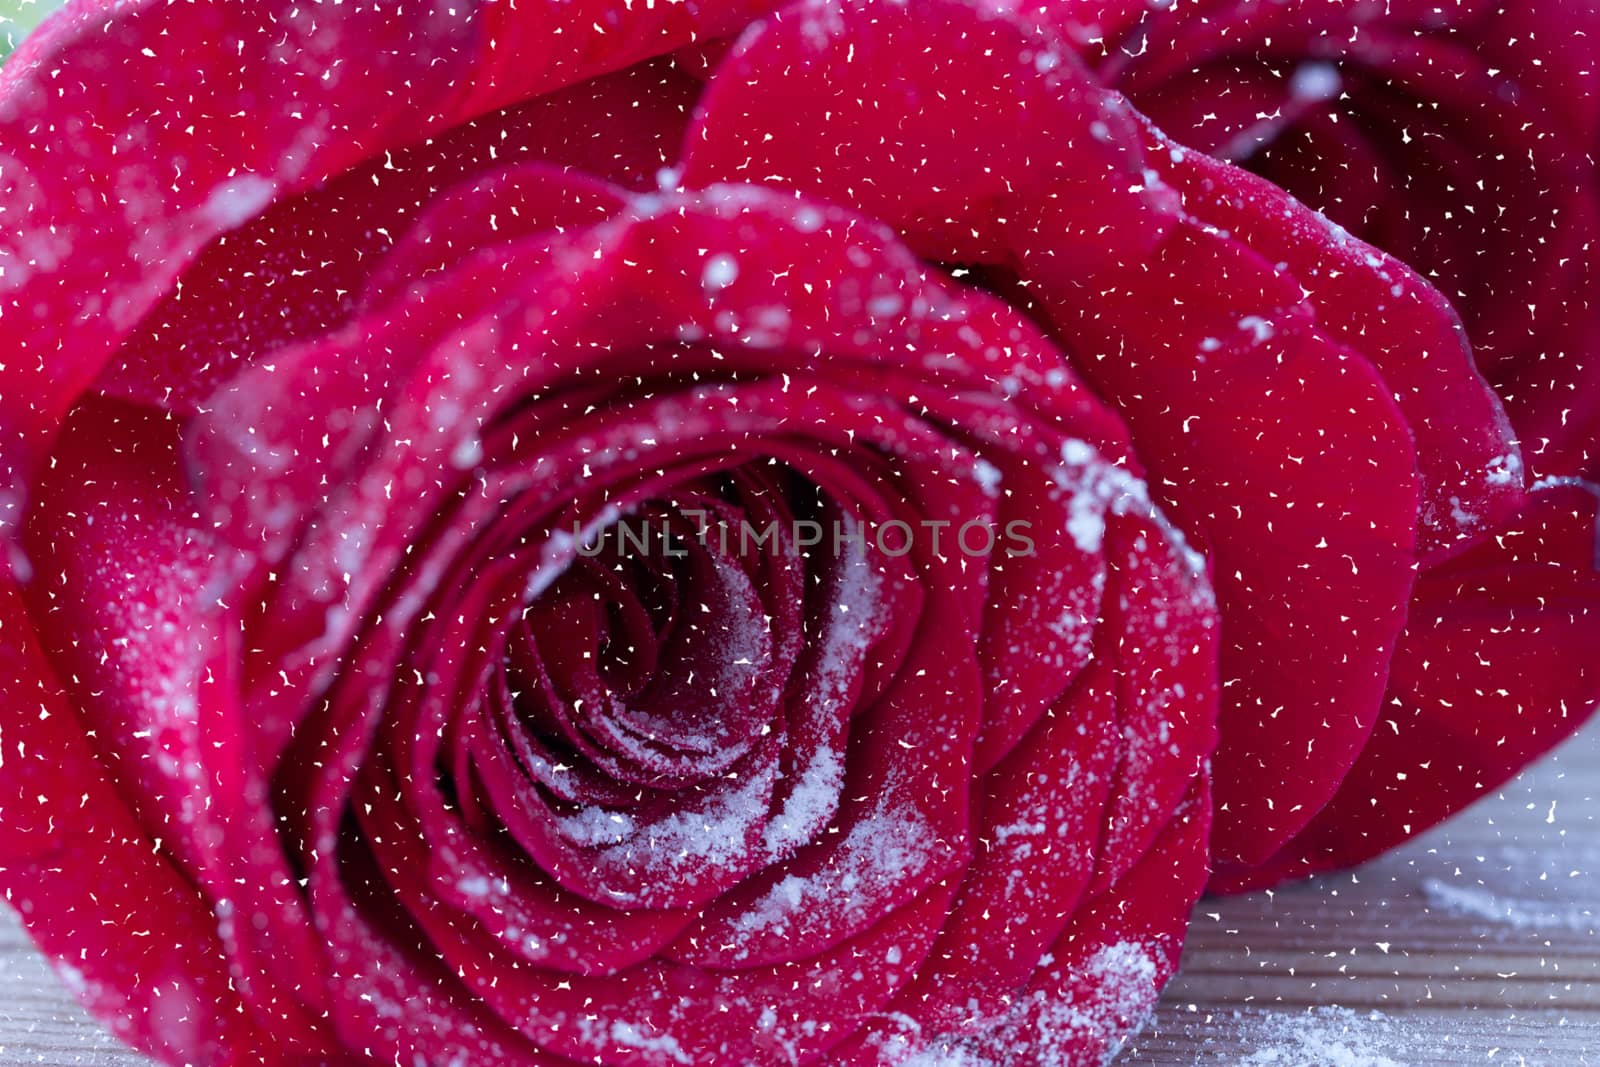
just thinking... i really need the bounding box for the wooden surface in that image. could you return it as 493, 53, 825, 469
2, 722, 1596, 1066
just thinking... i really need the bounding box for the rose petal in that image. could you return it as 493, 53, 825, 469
678, 0, 1426, 865
680, 0, 1163, 266
96, 68, 682, 414
0, 581, 272, 1064
1148, 124, 1524, 560
0, 0, 773, 561
1026, 213, 1421, 864
1217, 481, 1600, 888
1096, 0, 1600, 479
19, 397, 341, 1043
832, 779, 1211, 1067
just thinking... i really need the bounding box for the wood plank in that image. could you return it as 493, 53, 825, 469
2, 721, 1597, 1065
1126, 717, 1600, 1063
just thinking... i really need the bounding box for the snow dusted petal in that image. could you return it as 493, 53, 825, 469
867, 497, 1218, 1050
1148, 126, 1524, 561
22, 402, 230, 880
678, 0, 1476, 868
96, 68, 679, 414
681, 0, 1167, 266
7, 1, 1236, 1063
845, 780, 1212, 1067
1088, 500, 1221, 890
20, 398, 347, 1048
1091, 0, 1600, 478
183, 177, 1224, 1064
0, 1, 465, 550
0, 0, 770, 560
0, 583, 274, 1063
1066, 0, 1600, 882
1217, 482, 1600, 889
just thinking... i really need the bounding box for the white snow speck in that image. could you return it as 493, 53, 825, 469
1421, 877, 1596, 934
1289, 62, 1343, 103
702, 254, 739, 291
201, 174, 276, 230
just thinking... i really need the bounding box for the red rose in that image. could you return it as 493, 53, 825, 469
0, 1, 1594, 1066
1059, 0, 1600, 479
1049, 0, 1600, 887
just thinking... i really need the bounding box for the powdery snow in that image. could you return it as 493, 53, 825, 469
1421, 878, 1597, 935
890, 942, 1163, 1066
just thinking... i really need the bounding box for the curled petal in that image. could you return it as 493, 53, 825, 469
1218, 482, 1600, 888
681, 0, 1445, 865
0, 0, 772, 562
0, 579, 276, 1063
